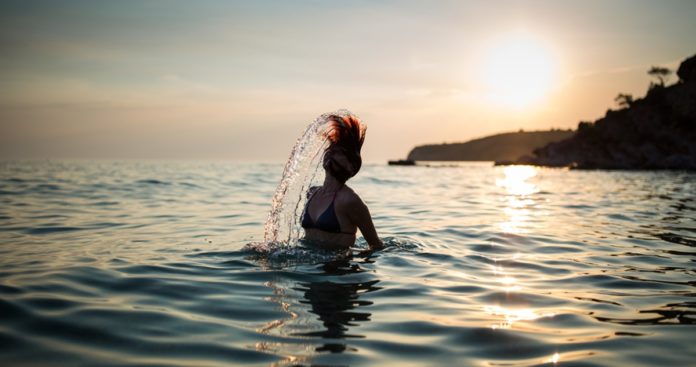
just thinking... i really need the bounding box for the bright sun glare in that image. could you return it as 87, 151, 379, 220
482, 35, 557, 108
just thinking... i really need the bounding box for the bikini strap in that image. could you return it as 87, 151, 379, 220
331, 185, 343, 202
307, 185, 341, 204
305, 192, 315, 207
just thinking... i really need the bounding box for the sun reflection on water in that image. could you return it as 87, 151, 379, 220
490, 262, 522, 293
497, 165, 539, 234
485, 305, 556, 330
551, 352, 560, 364
496, 166, 539, 196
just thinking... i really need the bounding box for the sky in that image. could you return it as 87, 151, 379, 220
1, 0, 695, 162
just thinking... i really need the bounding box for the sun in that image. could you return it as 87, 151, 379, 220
481, 35, 557, 108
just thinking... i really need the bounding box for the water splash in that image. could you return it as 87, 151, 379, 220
262, 110, 355, 246
243, 241, 351, 269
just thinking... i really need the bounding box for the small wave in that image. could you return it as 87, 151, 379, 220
135, 179, 170, 185
595, 307, 696, 325
33, 184, 61, 191
0, 284, 23, 295
380, 236, 425, 252
366, 177, 406, 185
186, 250, 248, 258
92, 201, 119, 206
178, 181, 202, 188
25, 226, 85, 235
657, 232, 696, 247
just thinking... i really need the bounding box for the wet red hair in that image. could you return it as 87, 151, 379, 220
323, 114, 366, 182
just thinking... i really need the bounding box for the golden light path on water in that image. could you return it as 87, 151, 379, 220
496, 166, 539, 234
486, 165, 557, 361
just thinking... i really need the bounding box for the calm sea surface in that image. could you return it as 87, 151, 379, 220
1, 161, 694, 366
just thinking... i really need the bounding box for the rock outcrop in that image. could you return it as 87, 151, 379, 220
518, 54, 696, 170
407, 130, 573, 162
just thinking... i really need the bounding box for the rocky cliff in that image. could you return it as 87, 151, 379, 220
517, 54, 696, 170
407, 130, 573, 162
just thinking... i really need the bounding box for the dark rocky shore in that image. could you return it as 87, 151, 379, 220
513, 54, 696, 170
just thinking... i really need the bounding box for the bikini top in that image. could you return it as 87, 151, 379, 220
301, 188, 353, 234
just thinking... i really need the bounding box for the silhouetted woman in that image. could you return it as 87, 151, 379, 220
301, 114, 383, 252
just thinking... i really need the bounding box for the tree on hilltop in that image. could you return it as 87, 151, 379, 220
614, 93, 634, 108
648, 66, 672, 87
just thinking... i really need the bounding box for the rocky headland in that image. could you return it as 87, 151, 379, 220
406, 130, 573, 162
514, 53, 696, 170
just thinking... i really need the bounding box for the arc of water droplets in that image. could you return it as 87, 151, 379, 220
263, 110, 355, 245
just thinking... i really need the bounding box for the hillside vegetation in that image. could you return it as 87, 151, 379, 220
517, 53, 696, 170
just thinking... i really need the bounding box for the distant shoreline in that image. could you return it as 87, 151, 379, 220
395, 129, 573, 163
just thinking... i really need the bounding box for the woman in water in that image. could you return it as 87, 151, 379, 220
301, 114, 384, 252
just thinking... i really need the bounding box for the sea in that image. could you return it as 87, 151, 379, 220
0, 160, 694, 366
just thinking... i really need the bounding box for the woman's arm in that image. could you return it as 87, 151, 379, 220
346, 195, 383, 250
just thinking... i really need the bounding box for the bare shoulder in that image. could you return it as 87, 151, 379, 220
336, 186, 366, 209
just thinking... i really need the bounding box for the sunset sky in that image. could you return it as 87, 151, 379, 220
1, 0, 695, 162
